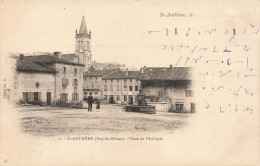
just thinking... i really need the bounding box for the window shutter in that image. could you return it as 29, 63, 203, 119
39, 92, 42, 101
29, 92, 34, 101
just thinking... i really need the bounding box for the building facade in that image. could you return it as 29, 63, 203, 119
83, 69, 118, 100
102, 70, 140, 104
16, 53, 85, 106
138, 66, 195, 113
1, 54, 19, 104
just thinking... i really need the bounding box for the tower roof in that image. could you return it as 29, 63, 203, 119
79, 16, 88, 34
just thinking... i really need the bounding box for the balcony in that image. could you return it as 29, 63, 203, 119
62, 78, 69, 86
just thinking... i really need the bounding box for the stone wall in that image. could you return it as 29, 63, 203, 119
55, 63, 84, 103
17, 72, 55, 105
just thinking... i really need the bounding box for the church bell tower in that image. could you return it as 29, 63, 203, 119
75, 16, 92, 70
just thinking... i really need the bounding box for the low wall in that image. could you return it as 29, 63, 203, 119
147, 102, 169, 112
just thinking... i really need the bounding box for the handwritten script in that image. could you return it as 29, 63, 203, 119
147, 23, 259, 114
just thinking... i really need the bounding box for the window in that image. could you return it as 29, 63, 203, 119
104, 85, 107, 91
73, 79, 78, 86
94, 92, 98, 95
124, 95, 127, 102
27, 92, 34, 101
124, 85, 127, 91
22, 92, 28, 102
60, 93, 68, 102
74, 68, 77, 75
176, 104, 184, 111
90, 77, 92, 80
84, 77, 87, 81
104, 95, 107, 100
72, 93, 78, 101
63, 67, 66, 74
62, 78, 69, 86
135, 86, 138, 91
95, 77, 97, 80
110, 85, 113, 92
105, 79, 107, 83
117, 96, 120, 101
22, 92, 41, 102
111, 79, 113, 83
117, 79, 119, 83
124, 79, 126, 82
186, 90, 194, 97
34, 92, 42, 101
117, 85, 120, 92
130, 79, 132, 82
129, 86, 133, 91
94, 82, 98, 88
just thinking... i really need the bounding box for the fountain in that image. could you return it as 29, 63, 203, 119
125, 90, 155, 114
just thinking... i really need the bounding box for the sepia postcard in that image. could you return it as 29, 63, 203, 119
0, 0, 259, 165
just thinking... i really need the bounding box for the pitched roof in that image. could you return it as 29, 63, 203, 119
79, 16, 87, 34
17, 59, 56, 73
83, 69, 117, 77
23, 55, 84, 66
138, 67, 193, 81
92, 61, 125, 70
17, 55, 84, 73
60, 53, 76, 62
102, 70, 140, 79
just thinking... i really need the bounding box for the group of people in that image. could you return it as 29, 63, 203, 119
87, 93, 100, 111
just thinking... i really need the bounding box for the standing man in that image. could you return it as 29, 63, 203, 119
87, 93, 94, 111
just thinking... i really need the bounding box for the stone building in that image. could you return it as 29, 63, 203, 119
83, 68, 118, 100
61, 16, 92, 71
102, 70, 140, 104
16, 53, 85, 106
138, 66, 195, 113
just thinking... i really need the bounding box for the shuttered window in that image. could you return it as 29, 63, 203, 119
60, 93, 68, 102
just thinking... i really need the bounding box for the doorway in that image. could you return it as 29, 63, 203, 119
129, 95, 133, 105
191, 103, 195, 113
46, 92, 51, 105
109, 95, 115, 104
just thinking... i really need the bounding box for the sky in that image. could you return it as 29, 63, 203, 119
0, 0, 258, 69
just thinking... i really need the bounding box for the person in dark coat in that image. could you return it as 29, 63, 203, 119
87, 93, 94, 111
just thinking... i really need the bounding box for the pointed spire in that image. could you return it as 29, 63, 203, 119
79, 16, 87, 34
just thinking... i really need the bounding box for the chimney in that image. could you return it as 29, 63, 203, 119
125, 68, 129, 76
54, 51, 61, 58
170, 65, 173, 70
19, 54, 24, 60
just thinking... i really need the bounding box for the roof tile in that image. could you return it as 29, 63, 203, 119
138, 67, 193, 80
